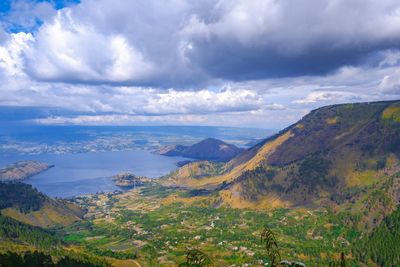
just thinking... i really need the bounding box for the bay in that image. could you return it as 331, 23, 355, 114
0, 150, 190, 198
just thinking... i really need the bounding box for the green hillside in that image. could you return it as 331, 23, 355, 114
0, 182, 84, 228
162, 101, 400, 226
353, 206, 400, 266
0, 214, 59, 249
0, 182, 46, 213
233, 101, 400, 208
0, 183, 110, 267
2, 100, 400, 266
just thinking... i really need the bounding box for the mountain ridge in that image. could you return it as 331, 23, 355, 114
161, 100, 400, 215
156, 137, 245, 162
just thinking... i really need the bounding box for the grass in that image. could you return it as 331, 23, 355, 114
345, 170, 378, 187
1, 203, 80, 228
64, 187, 366, 266
326, 117, 338, 125
63, 233, 87, 243
382, 105, 400, 122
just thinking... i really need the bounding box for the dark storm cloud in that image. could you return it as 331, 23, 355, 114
179, 0, 400, 83
0, 106, 90, 123
2, 0, 398, 87
185, 39, 387, 80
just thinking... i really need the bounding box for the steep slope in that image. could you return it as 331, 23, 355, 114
231, 100, 400, 206
157, 138, 244, 162
352, 205, 400, 266
0, 182, 83, 228
0, 213, 60, 248
0, 214, 110, 267
162, 100, 400, 210
161, 131, 292, 189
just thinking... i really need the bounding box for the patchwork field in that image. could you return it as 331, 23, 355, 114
66, 186, 362, 267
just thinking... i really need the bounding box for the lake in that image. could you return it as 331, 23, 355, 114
0, 150, 190, 198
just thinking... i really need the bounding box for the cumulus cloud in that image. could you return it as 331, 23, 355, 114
2, 0, 400, 86
0, 32, 33, 76
1, 0, 400, 128
1, 0, 189, 85
32, 109, 296, 128
264, 103, 286, 110
0, 80, 266, 116
142, 88, 262, 114
379, 74, 400, 95
24, 10, 156, 83
33, 114, 209, 126
293, 91, 362, 104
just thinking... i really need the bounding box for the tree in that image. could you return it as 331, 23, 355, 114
340, 252, 346, 267
327, 252, 347, 267
261, 226, 306, 267
178, 249, 214, 267
261, 226, 281, 266
24, 251, 53, 267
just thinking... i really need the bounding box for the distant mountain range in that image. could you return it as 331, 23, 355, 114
156, 137, 245, 162
162, 100, 400, 224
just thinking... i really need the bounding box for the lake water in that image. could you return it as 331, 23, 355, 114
0, 150, 190, 198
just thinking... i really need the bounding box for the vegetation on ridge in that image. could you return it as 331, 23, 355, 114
0, 182, 46, 213
1, 100, 400, 266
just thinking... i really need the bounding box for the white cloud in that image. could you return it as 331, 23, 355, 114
0, 32, 33, 76
264, 103, 286, 110
32, 110, 297, 129
293, 91, 350, 104
379, 74, 400, 95
0, 80, 266, 116
33, 114, 209, 126
1, 0, 400, 128
24, 10, 155, 83
143, 88, 262, 114
4, 0, 400, 86
379, 50, 400, 67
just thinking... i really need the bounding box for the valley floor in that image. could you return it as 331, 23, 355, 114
66, 185, 363, 267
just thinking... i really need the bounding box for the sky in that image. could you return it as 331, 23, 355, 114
0, 0, 399, 129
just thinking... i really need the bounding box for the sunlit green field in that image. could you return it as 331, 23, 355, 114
63, 187, 361, 266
